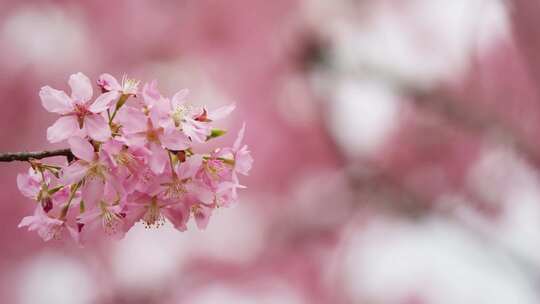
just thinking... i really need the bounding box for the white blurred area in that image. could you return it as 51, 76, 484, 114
339, 215, 538, 303
16, 252, 94, 304
329, 79, 400, 157
464, 146, 540, 268
184, 282, 305, 304
0, 5, 93, 73
305, 0, 509, 86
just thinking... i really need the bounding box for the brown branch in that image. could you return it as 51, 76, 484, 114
0, 149, 73, 162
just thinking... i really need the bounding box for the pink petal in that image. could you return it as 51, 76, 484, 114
233, 123, 246, 151
39, 86, 73, 114
162, 204, 189, 232
84, 114, 111, 142
19, 207, 64, 241
61, 161, 88, 185
123, 133, 148, 149
18, 215, 35, 228
116, 106, 147, 134
68, 137, 95, 162
82, 178, 104, 208
193, 204, 212, 230
17, 173, 40, 198
177, 155, 202, 179
182, 120, 210, 143
142, 80, 160, 106
89, 91, 119, 113
66, 224, 82, 247
101, 139, 123, 164
150, 100, 170, 126
123, 204, 147, 228
77, 207, 101, 225
148, 143, 168, 174
189, 181, 214, 204
97, 73, 121, 92
160, 129, 190, 150
235, 146, 253, 176
208, 103, 235, 121
47, 115, 79, 143
68, 72, 93, 102
171, 89, 189, 108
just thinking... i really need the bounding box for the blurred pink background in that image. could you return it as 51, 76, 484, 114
2, 0, 540, 303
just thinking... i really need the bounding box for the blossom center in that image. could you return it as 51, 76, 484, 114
142, 198, 164, 228
204, 159, 227, 180
146, 127, 161, 143
87, 162, 107, 180
121, 75, 140, 95
99, 201, 122, 235
162, 177, 188, 200
74, 103, 90, 128
172, 107, 186, 128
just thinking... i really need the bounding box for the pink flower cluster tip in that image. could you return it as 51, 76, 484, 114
17, 72, 253, 244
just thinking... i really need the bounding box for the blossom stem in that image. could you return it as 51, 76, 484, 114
0, 149, 73, 162
202, 155, 235, 165
167, 150, 177, 177
60, 181, 81, 219
109, 94, 129, 124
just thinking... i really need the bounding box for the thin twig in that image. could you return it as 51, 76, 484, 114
0, 149, 73, 162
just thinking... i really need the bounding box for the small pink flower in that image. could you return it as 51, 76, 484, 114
215, 123, 253, 182
101, 139, 148, 194
230, 123, 254, 176
97, 73, 139, 96
17, 168, 64, 213
155, 90, 236, 143
160, 155, 213, 204
17, 168, 45, 199
61, 137, 112, 208
214, 180, 244, 207
18, 206, 79, 243
125, 191, 189, 231
158, 89, 211, 143
40, 72, 118, 143
77, 184, 128, 240
197, 156, 232, 190
117, 108, 189, 173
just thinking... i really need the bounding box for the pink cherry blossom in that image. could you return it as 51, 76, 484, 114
18, 72, 252, 243
61, 137, 111, 208
117, 107, 190, 174
97, 73, 139, 96
124, 191, 181, 229
155, 89, 212, 143
17, 168, 45, 199
17, 167, 68, 213
229, 123, 254, 176
40, 72, 118, 142
18, 206, 79, 243
77, 183, 128, 240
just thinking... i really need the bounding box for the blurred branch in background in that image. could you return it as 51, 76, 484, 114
305, 0, 540, 286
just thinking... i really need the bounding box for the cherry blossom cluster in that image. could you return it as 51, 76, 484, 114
17, 72, 252, 244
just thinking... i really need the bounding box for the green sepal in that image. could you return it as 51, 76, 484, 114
48, 185, 64, 195
207, 129, 227, 141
